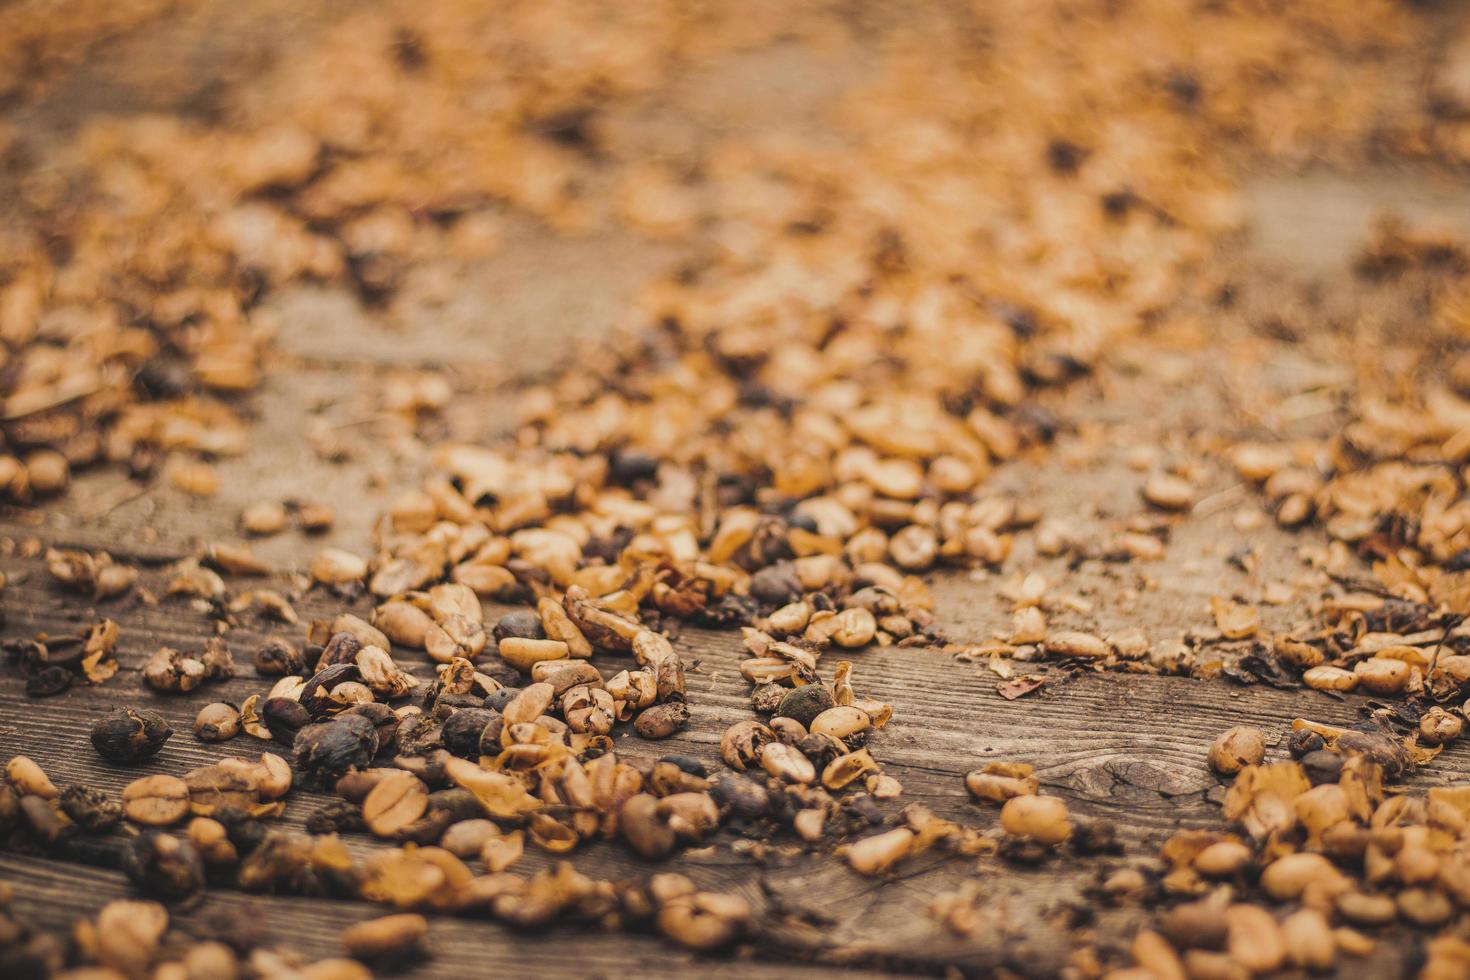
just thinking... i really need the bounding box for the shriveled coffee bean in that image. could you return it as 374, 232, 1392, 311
635, 700, 690, 739
124, 832, 205, 900
255, 638, 305, 676
1286, 729, 1325, 758
59, 784, 123, 833
340, 913, 428, 963
91, 708, 173, 763
123, 775, 191, 826
262, 697, 312, 744
441, 708, 497, 758
775, 685, 833, 727
195, 703, 241, 742
295, 714, 378, 780
363, 772, 429, 838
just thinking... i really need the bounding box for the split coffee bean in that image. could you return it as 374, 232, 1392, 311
91, 708, 173, 763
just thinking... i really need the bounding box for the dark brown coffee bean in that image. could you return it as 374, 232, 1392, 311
91, 707, 173, 764
124, 832, 205, 900
59, 784, 123, 833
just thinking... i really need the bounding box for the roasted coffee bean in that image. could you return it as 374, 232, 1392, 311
91, 707, 173, 764
195, 703, 241, 742
124, 832, 206, 900
59, 784, 123, 833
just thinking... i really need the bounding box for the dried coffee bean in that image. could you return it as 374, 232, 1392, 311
1301, 750, 1343, 786
24, 665, 72, 697
1071, 819, 1122, 855
750, 682, 785, 714
720, 721, 772, 771
621, 793, 676, 859
300, 662, 362, 716
1207, 726, 1265, 775
635, 700, 690, 739
124, 832, 205, 900
295, 715, 379, 780
59, 784, 123, 833
440, 818, 500, 858
363, 772, 429, 838
6, 756, 58, 798
123, 775, 191, 826
656, 892, 749, 951
749, 564, 802, 606
1000, 795, 1072, 845
19, 795, 72, 845
441, 708, 497, 758
261, 697, 312, 744
847, 827, 915, 875
195, 703, 241, 742
307, 798, 367, 836
91, 708, 173, 764
143, 648, 208, 693
341, 913, 427, 963
187, 816, 239, 865
0, 782, 17, 837
709, 773, 770, 819
255, 638, 306, 676
775, 685, 833, 727
492, 610, 546, 643
483, 687, 520, 713
1286, 729, 1325, 758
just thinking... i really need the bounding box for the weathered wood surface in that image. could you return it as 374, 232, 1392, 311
0, 337, 1456, 977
